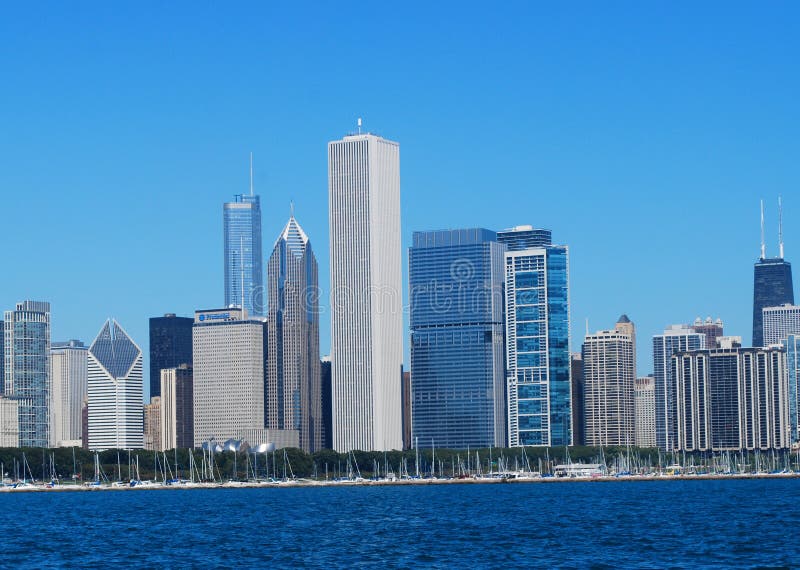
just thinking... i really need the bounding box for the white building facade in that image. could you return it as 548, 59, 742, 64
50, 340, 88, 447
0, 397, 19, 447
634, 376, 656, 448
328, 132, 403, 452
192, 308, 267, 447
87, 320, 143, 450
763, 304, 800, 346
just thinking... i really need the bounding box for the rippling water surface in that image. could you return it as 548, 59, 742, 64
1, 479, 797, 568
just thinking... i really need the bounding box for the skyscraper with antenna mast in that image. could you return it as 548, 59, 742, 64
223, 153, 264, 316
752, 197, 794, 347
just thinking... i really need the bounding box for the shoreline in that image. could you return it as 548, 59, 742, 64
2, 471, 799, 493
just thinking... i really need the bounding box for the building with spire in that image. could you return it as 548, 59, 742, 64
87, 319, 144, 450
223, 153, 264, 316
328, 129, 403, 452
753, 198, 794, 347
266, 212, 322, 453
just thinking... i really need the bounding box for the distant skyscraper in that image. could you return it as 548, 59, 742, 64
266, 214, 322, 453
87, 320, 144, 450
634, 376, 656, 448
224, 157, 264, 316
409, 228, 507, 449
0, 321, 4, 394
3, 301, 51, 447
149, 313, 193, 399
582, 317, 636, 447
752, 199, 793, 347
192, 308, 268, 446
785, 335, 800, 448
653, 324, 706, 451
673, 337, 789, 451
500, 225, 571, 447
320, 357, 332, 450
763, 304, 800, 346
144, 397, 162, 451
0, 398, 19, 447
160, 364, 193, 450
328, 131, 403, 452
51, 340, 88, 447
570, 353, 585, 446
401, 369, 411, 450
692, 317, 724, 349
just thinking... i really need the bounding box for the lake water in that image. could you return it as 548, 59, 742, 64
1, 478, 797, 568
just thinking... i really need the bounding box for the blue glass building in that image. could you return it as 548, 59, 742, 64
3, 301, 51, 447
786, 335, 800, 448
753, 257, 794, 347
409, 229, 507, 449
224, 193, 264, 316
149, 313, 193, 400
500, 226, 572, 447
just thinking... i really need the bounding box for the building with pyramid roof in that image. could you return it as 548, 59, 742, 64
87, 319, 143, 450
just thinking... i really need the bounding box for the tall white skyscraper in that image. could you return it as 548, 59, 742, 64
87, 320, 143, 450
50, 340, 88, 447
328, 131, 403, 452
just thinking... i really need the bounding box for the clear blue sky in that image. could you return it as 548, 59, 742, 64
1, 2, 798, 399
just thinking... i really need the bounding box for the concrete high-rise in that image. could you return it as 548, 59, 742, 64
3, 301, 51, 447
328, 131, 402, 452
409, 228, 506, 449
266, 214, 322, 453
224, 157, 264, 316
0, 398, 19, 447
500, 226, 571, 447
673, 337, 789, 451
149, 314, 193, 399
87, 319, 144, 450
144, 397, 162, 451
692, 317, 724, 349
50, 340, 88, 447
160, 364, 193, 450
653, 324, 706, 451
581, 317, 636, 447
634, 376, 656, 448
763, 304, 800, 346
752, 200, 793, 347
192, 308, 268, 446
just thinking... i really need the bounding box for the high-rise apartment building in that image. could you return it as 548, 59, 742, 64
192, 308, 268, 447
328, 131, 403, 452
149, 314, 193, 399
160, 364, 193, 450
50, 340, 88, 447
266, 214, 322, 453
87, 320, 144, 450
501, 226, 571, 447
223, 163, 264, 316
0, 398, 19, 447
582, 317, 636, 447
144, 397, 162, 451
653, 324, 706, 451
763, 304, 800, 346
3, 301, 51, 447
409, 228, 507, 449
634, 376, 656, 448
673, 338, 789, 451
785, 335, 800, 449
692, 317, 724, 349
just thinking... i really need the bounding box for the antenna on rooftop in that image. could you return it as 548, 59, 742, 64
779, 195, 784, 259
249, 152, 254, 197
760, 199, 766, 260
357, 117, 362, 135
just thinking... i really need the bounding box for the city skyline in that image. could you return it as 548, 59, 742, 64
1, 4, 798, 396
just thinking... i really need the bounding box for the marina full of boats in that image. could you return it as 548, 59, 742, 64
4, 445, 800, 492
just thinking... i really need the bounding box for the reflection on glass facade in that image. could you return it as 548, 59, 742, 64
149, 314, 193, 399
752, 257, 793, 347
785, 335, 800, 448
410, 229, 507, 449
3, 301, 51, 448
502, 226, 571, 447
653, 326, 705, 451
224, 193, 264, 316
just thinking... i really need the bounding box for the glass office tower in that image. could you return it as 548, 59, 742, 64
3, 301, 51, 447
224, 193, 264, 316
753, 258, 794, 347
786, 335, 800, 448
409, 228, 507, 449
501, 227, 571, 447
149, 314, 193, 399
